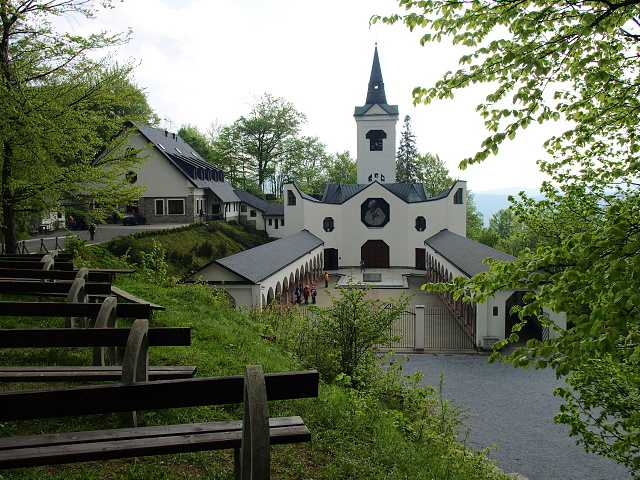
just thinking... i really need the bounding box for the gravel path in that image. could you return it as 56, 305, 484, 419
395, 352, 632, 480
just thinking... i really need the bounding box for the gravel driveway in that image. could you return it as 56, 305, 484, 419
396, 352, 632, 480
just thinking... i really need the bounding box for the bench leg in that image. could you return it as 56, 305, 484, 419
240, 365, 270, 480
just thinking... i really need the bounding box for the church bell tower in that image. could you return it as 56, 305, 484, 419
354, 45, 399, 184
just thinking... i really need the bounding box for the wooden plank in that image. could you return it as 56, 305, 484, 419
0, 420, 310, 469
0, 327, 191, 348
0, 280, 112, 295
0, 366, 197, 382
110, 286, 165, 310
0, 301, 153, 319
0, 371, 319, 421
0, 268, 112, 282
1, 417, 303, 449
0, 260, 74, 271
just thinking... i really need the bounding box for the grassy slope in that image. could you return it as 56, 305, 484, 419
0, 228, 507, 480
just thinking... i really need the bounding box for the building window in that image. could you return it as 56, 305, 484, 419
250, 210, 256, 217
454, 188, 463, 204
241, 205, 247, 213
167, 199, 185, 215
268, 218, 273, 226
323, 217, 334, 232
287, 190, 296, 206
281, 219, 284, 226
125, 171, 137, 184
155, 199, 164, 215
274, 220, 279, 229
366, 130, 387, 151
492, 306, 499, 316
415, 216, 426, 232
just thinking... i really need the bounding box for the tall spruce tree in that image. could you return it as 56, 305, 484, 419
396, 115, 419, 183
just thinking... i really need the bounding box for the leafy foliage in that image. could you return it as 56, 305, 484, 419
0, 1, 158, 252
376, 0, 640, 472
307, 278, 411, 387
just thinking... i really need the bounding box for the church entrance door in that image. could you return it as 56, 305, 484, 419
324, 248, 339, 270
361, 240, 390, 268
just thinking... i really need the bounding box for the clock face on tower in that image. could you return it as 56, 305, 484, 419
361, 198, 390, 228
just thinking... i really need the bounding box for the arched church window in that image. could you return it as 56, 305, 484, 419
366, 130, 387, 151
415, 216, 426, 232
323, 217, 334, 232
287, 190, 296, 206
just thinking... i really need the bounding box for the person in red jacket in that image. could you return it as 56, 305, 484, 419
303, 286, 310, 304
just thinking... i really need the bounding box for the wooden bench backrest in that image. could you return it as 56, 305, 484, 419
0, 268, 112, 282
0, 280, 112, 295
0, 260, 74, 271
0, 370, 319, 421
0, 301, 153, 319
0, 326, 191, 348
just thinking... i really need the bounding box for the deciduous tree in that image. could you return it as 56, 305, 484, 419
376, 0, 640, 471
0, 0, 156, 252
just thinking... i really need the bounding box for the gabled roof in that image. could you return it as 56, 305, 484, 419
234, 190, 284, 216
322, 182, 445, 204
425, 229, 517, 278
130, 122, 240, 203
210, 230, 324, 283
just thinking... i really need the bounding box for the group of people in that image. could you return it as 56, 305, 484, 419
295, 284, 317, 304
293, 273, 329, 305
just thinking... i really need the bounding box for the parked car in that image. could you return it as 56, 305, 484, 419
122, 213, 147, 226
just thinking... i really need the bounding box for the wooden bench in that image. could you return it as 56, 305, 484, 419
0, 267, 112, 282
0, 318, 195, 383
0, 366, 318, 479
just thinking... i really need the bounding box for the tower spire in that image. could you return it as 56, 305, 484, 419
365, 44, 387, 105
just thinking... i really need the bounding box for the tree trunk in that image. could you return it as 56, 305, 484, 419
1, 141, 17, 254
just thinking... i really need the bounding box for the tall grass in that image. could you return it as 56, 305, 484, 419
0, 242, 507, 479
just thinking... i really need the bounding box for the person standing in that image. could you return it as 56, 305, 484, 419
360, 260, 366, 272
303, 286, 310, 304
324, 272, 329, 288
311, 287, 317, 304
89, 222, 96, 241
295, 286, 302, 304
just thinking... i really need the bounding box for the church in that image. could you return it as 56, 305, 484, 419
282, 46, 466, 270
191, 46, 565, 350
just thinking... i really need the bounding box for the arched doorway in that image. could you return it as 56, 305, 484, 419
505, 291, 543, 343
361, 240, 390, 268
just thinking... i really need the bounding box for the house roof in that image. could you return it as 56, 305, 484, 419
234, 190, 284, 216
425, 229, 517, 278
211, 230, 324, 283
322, 182, 449, 204
130, 122, 240, 203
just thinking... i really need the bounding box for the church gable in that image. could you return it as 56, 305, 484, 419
362, 104, 389, 116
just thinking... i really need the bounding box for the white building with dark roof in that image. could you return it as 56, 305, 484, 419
192, 230, 324, 307
122, 122, 240, 223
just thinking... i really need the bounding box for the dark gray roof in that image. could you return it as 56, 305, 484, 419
213, 230, 324, 283
354, 46, 399, 117
322, 182, 443, 204
425, 229, 517, 278
366, 46, 387, 105
234, 190, 284, 216
130, 122, 239, 203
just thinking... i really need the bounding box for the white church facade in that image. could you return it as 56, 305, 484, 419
190, 46, 565, 350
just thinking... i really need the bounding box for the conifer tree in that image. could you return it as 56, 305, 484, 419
396, 115, 419, 183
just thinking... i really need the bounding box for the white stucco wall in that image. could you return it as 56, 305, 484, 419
356, 106, 399, 184
283, 181, 467, 268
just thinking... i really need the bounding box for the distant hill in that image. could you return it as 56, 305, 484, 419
472, 188, 542, 225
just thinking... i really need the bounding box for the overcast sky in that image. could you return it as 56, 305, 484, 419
59, 0, 558, 193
